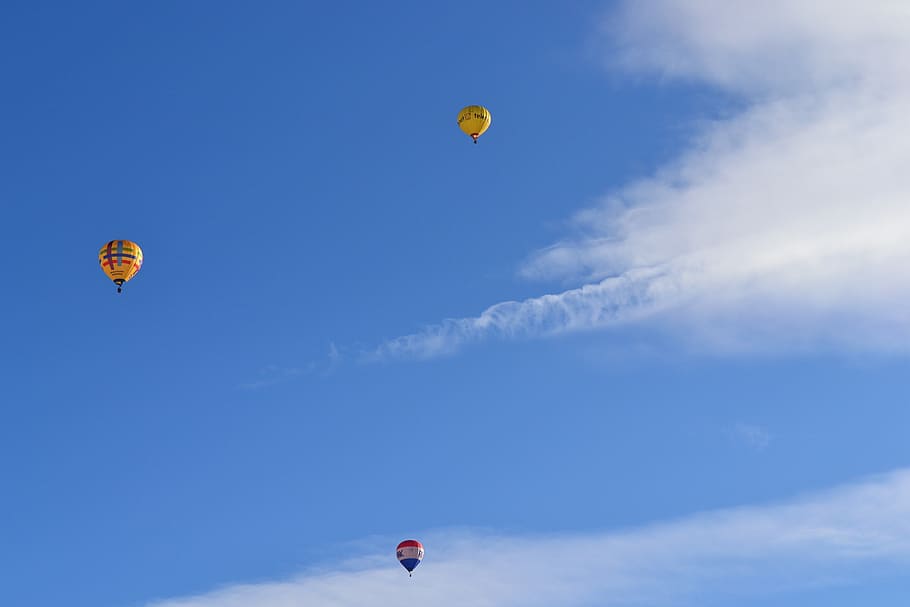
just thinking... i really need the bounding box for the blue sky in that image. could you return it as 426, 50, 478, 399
3, 1, 910, 606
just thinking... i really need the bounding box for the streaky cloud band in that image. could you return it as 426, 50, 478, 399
148, 467, 910, 606
373, 0, 910, 359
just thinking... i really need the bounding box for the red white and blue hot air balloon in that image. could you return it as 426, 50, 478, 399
396, 539, 424, 577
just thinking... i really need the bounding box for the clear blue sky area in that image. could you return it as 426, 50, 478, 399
1, 2, 908, 606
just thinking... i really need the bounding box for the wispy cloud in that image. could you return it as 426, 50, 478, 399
728, 422, 773, 451
147, 468, 910, 606
375, 0, 910, 359
240, 344, 343, 389
239, 364, 317, 389
372, 266, 678, 360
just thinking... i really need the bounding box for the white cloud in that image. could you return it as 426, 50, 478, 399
241, 344, 342, 389
729, 422, 772, 451
375, 0, 910, 359
606, 0, 910, 95
239, 363, 316, 390
372, 266, 677, 360
147, 468, 910, 606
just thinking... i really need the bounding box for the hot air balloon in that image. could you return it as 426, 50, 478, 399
396, 539, 424, 577
99, 240, 143, 293
457, 105, 491, 143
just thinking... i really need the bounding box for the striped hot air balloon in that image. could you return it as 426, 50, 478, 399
99, 240, 143, 293
396, 539, 424, 577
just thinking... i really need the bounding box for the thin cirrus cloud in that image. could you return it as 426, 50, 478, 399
147, 468, 910, 606
374, 0, 910, 360
728, 422, 772, 451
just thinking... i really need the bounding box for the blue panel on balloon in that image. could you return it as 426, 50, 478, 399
400, 558, 421, 571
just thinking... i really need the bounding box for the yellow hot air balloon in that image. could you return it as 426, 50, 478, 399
99, 240, 143, 293
457, 105, 491, 143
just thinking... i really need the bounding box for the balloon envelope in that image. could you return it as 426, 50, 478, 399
99, 240, 143, 291
457, 105, 491, 142
396, 539, 424, 573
